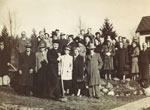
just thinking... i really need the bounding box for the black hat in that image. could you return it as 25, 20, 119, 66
25, 42, 32, 48
52, 31, 56, 36
53, 40, 60, 44
55, 29, 59, 32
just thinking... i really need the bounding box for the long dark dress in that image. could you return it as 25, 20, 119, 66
139, 49, 150, 80
47, 49, 61, 98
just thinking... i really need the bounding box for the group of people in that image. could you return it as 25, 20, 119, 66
0, 28, 150, 100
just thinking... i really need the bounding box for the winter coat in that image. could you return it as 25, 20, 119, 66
85, 53, 103, 86
73, 55, 84, 81
47, 49, 59, 87
95, 44, 103, 54
31, 35, 38, 53
0, 48, 10, 77
101, 45, 115, 70
72, 55, 84, 91
115, 48, 129, 75
18, 52, 36, 86
17, 38, 30, 53
35, 51, 48, 96
139, 49, 150, 80
59, 39, 68, 54
65, 41, 77, 56
60, 54, 73, 80
131, 47, 140, 73
35, 51, 48, 72
78, 43, 86, 58
84, 42, 90, 55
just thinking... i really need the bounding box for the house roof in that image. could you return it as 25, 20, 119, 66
136, 16, 150, 33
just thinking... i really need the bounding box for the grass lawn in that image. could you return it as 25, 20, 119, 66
0, 86, 145, 110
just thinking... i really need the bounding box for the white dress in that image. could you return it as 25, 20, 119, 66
60, 55, 73, 80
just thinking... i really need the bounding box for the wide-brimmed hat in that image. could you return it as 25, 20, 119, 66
64, 47, 71, 51
25, 42, 32, 48
87, 43, 96, 50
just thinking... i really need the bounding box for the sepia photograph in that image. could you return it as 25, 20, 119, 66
0, 0, 150, 110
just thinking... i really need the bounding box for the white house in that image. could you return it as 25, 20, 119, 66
136, 16, 150, 48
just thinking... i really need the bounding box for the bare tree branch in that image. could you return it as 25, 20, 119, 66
5, 9, 21, 38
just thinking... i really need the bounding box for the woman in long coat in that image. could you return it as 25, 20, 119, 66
115, 42, 128, 81
139, 43, 150, 85
130, 42, 140, 80
85, 43, 103, 98
18, 43, 36, 96
101, 39, 115, 80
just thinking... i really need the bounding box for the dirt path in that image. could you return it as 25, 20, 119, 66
111, 97, 150, 110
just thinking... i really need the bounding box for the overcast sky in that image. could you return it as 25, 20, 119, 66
0, 0, 150, 39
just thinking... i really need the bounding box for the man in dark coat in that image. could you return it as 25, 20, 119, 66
18, 42, 36, 96
0, 39, 11, 85
85, 43, 103, 99
139, 43, 150, 87
72, 47, 84, 96
47, 40, 62, 99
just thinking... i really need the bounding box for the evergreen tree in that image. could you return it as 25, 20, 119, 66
1, 25, 13, 51
100, 18, 117, 40
1, 25, 9, 38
